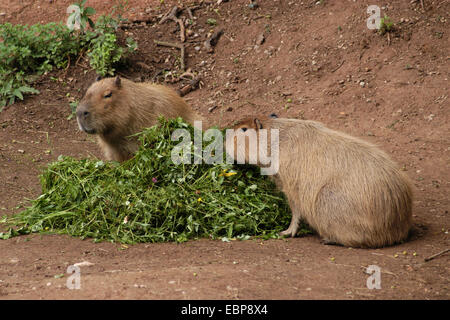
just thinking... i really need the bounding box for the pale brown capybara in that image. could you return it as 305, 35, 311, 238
230, 116, 413, 248
76, 76, 204, 162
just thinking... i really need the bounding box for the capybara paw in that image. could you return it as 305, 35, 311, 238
279, 229, 297, 238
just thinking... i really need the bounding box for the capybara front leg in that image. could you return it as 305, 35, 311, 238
279, 214, 300, 238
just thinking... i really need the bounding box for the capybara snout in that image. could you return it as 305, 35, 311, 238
76, 104, 93, 133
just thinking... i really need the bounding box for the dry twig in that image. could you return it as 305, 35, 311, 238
159, 6, 185, 42
204, 29, 224, 53
154, 40, 186, 72
177, 78, 201, 97
424, 249, 450, 262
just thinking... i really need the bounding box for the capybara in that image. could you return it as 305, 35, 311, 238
76, 76, 204, 162
230, 117, 413, 248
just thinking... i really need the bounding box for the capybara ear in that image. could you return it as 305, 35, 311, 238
95, 75, 102, 82
254, 118, 263, 129
114, 76, 121, 87
269, 113, 278, 118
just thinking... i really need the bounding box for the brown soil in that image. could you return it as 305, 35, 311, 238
0, 0, 448, 300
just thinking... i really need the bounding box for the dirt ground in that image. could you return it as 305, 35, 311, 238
0, 0, 448, 300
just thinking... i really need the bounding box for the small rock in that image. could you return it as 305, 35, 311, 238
194, 46, 201, 51
248, 2, 259, 9
226, 106, 233, 112
73, 261, 94, 267
256, 33, 265, 45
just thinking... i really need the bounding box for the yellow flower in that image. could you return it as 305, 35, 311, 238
225, 172, 237, 177
219, 169, 237, 177
197, 197, 202, 202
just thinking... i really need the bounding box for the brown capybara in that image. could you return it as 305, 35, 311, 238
230, 116, 413, 248
76, 76, 204, 162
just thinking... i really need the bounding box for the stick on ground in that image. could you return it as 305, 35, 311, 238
154, 40, 186, 72
424, 248, 450, 262
159, 6, 186, 42
177, 78, 201, 97
204, 29, 224, 53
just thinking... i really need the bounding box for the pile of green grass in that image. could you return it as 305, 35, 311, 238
1, 118, 308, 244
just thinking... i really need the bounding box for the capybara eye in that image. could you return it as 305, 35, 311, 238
104, 92, 112, 98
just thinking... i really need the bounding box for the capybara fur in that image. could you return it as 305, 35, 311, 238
76, 76, 204, 162
231, 117, 413, 248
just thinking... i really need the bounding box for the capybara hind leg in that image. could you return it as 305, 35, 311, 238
280, 214, 301, 237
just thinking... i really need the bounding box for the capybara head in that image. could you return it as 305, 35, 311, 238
226, 117, 262, 163
228, 116, 279, 177
76, 76, 124, 135
233, 117, 264, 131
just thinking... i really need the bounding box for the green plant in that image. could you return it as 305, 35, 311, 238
0, 22, 80, 108
0, 71, 39, 110
86, 14, 137, 76
207, 18, 217, 26
379, 15, 394, 35
67, 0, 96, 32
0, 3, 137, 109
67, 100, 79, 120
1, 118, 309, 243
88, 33, 124, 76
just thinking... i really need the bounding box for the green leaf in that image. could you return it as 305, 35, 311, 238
13, 89, 24, 100
88, 18, 95, 29
207, 18, 217, 26
85, 7, 96, 16
18, 86, 39, 94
